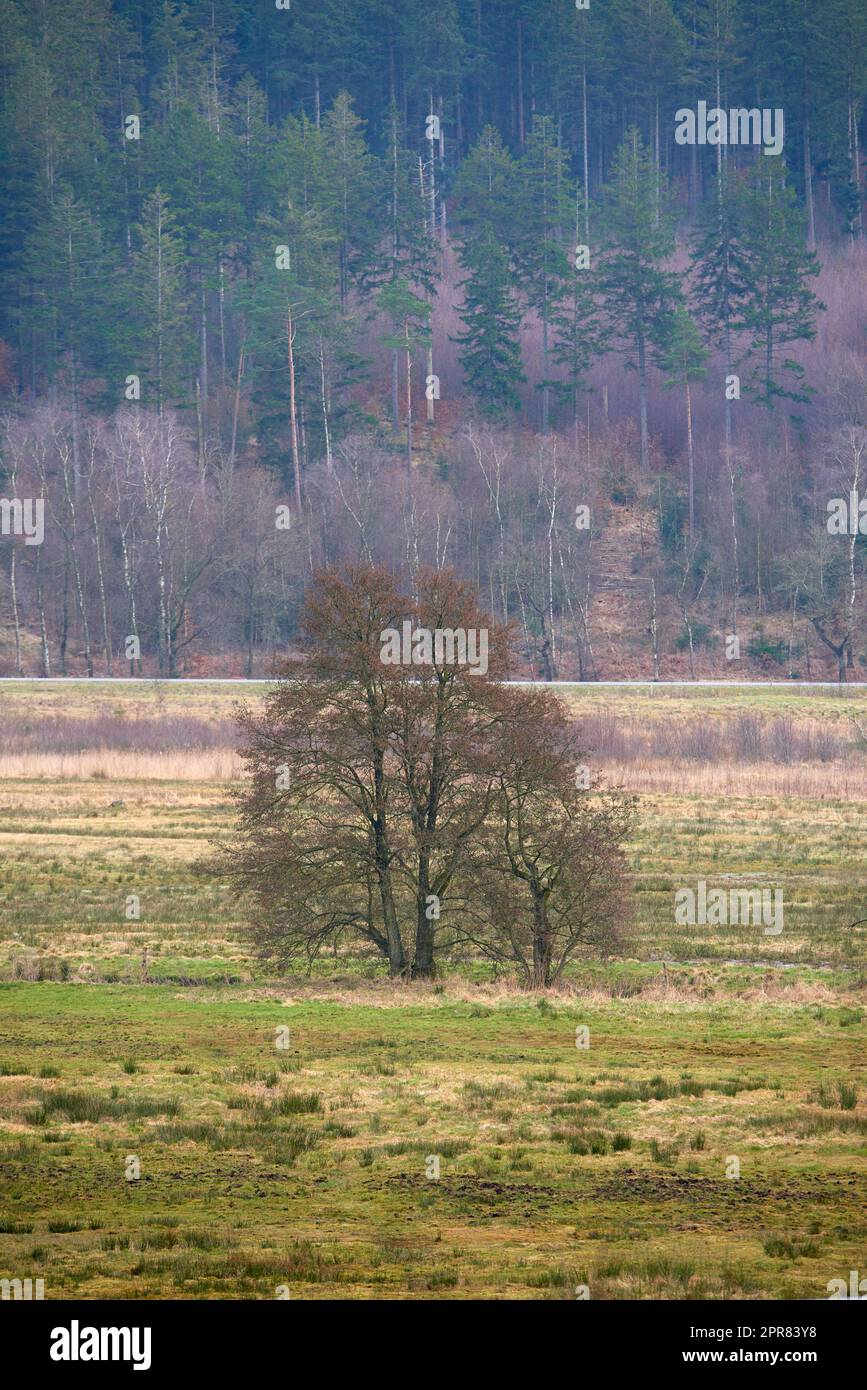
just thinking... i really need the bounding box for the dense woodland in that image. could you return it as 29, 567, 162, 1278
0, 0, 865, 678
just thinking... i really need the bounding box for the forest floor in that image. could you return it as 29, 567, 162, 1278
0, 682, 865, 1299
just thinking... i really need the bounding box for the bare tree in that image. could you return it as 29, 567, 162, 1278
466, 687, 636, 988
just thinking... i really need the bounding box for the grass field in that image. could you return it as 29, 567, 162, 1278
1, 681, 865, 1300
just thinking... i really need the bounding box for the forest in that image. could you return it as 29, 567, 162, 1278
0, 0, 865, 679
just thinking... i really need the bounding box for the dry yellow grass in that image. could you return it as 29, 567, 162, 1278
0, 750, 242, 781
600, 757, 867, 800
1, 746, 862, 802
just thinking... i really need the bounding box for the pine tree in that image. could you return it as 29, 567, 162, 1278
597, 126, 682, 469
513, 115, 574, 433
812, 0, 867, 238
132, 189, 191, 413
322, 92, 382, 310
452, 125, 518, 251
602, 0, 686, 179
229, 75, 274, 279
654, 305, 708, 540
453, 227, 525, 417
21, 189, 121, 405
377, 278, 431, 470
244, 204, 337, 504
735, 164, 823, 411
548, 251, 605, 450
689, 163, 748, 458
381, 99, 438, 431
146, 104, 240, 444
687, 0, 744, 212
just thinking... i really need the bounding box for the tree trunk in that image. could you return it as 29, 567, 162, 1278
637, 326, 649, 469
581, 43, 590, 239
531, 894, 552, 989
230, 343, 245, 471
404, 321, 413, 472
318, 336, 333, 469
35, 545, 50, 676
199, 280, 208, 443
650, 576, 660, 679
59, 552, 69, 675
287, 307, 302, 512
686, 377, 694, 540
412, 856, 436, 980
727, 453, 740, 636
9, 547, 22, 675
516, 18, 525, 149
803, 104, 816, 249
426, 344, 435, 425
87, 474, 112, 675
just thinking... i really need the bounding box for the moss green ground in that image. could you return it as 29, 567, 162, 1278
0, 682, 865, 1299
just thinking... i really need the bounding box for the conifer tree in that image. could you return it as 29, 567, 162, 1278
452, 125, 518, 251
244, 204, 336, 504
513, 115, 574, 433
654, 305, 708, 540
453, 226, 525, 416
734, 164, 824, 411
377, 278, 431, 470
597, 126, 682, 469
132, 189, 191, 414
689, 163, 747, 458
548, 251, 605, 451
381, 99, 438, 432
322, 92, 382, 310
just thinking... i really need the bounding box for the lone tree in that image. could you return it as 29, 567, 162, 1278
224, 564, 635, 983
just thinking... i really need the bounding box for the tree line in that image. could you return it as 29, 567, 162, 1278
0, 0, 864, 679
0, 0, 860, 453
2, 402, 866, 680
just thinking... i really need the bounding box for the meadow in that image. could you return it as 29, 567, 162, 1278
0, 681, 865, 1300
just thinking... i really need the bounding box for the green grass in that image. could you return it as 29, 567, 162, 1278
0, 981, 865, 1299
0, 683, 865, 1299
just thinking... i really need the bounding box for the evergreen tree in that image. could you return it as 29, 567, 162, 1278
146, 104, 240, 442
21, 188, 121, 402
452, 125, 518, 251
548, 252, 606, 449
654, 305, 708, 540
735, 164, 824, 411
453, 226, 525, 417
131, 188, 191, 413
229, 74, 276, 281
377, 278, 431, 470
513, 115, 574, 433
689, 163, 748, 458
811, 0, 867, 238
244, 204, 337, 503
597, 126, 682, 469
322, 92, 383, 310
381, 99, 438, 431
